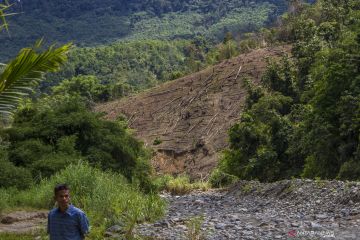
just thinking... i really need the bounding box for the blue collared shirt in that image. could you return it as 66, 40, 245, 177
48, 205, 90, 240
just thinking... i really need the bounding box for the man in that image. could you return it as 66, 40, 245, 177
48, 184, 90, 240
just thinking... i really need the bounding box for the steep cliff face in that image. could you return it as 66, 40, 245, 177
96, 46, 291, 178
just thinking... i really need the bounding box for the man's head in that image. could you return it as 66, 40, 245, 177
54, 184, 70, 211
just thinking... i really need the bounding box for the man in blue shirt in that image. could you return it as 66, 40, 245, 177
48, 184, 90, 240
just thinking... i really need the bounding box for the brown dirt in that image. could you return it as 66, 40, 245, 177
95, 46, 291, 179
0, 211, 47, 233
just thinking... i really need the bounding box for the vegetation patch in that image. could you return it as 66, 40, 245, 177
0, 162, 166, 238
153, 175, 210, 195
209, 169, 238, 188
213, 0, 360, 182
185, 215, 206, 240
0, 95, 152, 189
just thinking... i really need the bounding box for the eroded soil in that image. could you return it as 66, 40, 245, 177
96, 46, 291, 178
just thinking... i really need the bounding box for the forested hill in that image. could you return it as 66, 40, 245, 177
1, 0, 291, 60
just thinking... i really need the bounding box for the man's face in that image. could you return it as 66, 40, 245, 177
55, 189, 70, 210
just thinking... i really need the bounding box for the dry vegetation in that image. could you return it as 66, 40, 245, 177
95, 46, 291, 178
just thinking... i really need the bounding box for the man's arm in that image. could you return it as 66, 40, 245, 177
78, 212, 90, 238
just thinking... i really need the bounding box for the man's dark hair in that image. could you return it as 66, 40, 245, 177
54, 184, 70, 195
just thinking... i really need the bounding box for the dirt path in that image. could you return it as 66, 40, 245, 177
0, 211, 47, 233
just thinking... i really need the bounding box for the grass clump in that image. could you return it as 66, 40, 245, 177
0, 232, 44, 240
152, 174, 174, 191
186, 215, 206, 240
242, 182, 254, 193
165, 176, 211, 195
192, 179, 211, 192
314, 176, 326, 188
209, 169, 238, 188
0, 229, 48, 240
166, 175, 193, 195
153, 175, 211, 195
153, 137, 162, 145
0, 161, 166, 239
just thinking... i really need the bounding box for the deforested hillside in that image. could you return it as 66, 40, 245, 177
96, 45, 291, 178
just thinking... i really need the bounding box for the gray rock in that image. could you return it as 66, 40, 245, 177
244, 224, 254, 230
258, 222, 268, 227
194, 199, 205, 204
178, 224, 187, 230
310, 221, 323, 229
315, 214, 328, 220
291, 222, 300, 227
341, 209, 350, 216
104, 231, 121, 238
350, 210, 360, 216
215, 223, 227, 230
243, 230, 253, 235
154, 220, 170, 228
107, 224, 125, 233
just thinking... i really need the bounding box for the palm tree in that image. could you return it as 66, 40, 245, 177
0, 40, 71, 117
0, 1, 71, 119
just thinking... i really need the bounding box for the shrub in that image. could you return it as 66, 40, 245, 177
338, 160, 360, 181
186, 215, 206, 240
8, 139, 53, 167
153, 173, 213, 193
2, 96, 152, 187
209, 169, 238, 188
152, 174, 174, 192
30, 153, 79, 180
153, 137, 162, 145
0, 159, 33, 190
165, 175, 192, 195
192, 179, 211, 191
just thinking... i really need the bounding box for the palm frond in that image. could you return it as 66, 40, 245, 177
0, 41, 72, 117
0, 0, 15, 33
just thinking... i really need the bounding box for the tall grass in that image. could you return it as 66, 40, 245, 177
0, 233, 42, 240
0, 161, 166, 239
153, 175, 210, 195
186, 215, 206, 240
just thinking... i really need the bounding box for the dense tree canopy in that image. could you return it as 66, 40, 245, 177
1, 0, 291, 60
214, 0, 360, 182
0, 95, 151, 189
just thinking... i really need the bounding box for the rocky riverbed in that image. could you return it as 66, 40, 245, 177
131, 179, 360, 239
1, 179, 359, 239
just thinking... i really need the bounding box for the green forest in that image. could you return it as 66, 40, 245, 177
1, 0, 289, 60
0, 0, 359, 238
211, 0, 360, 186
2, 0, 298, 98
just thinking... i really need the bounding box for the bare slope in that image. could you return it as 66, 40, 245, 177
96, 46, 291, 178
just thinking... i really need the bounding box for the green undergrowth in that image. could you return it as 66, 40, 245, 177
0, 232, 45, 240
209, 169, 239, 188
0, 162, 166, 239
